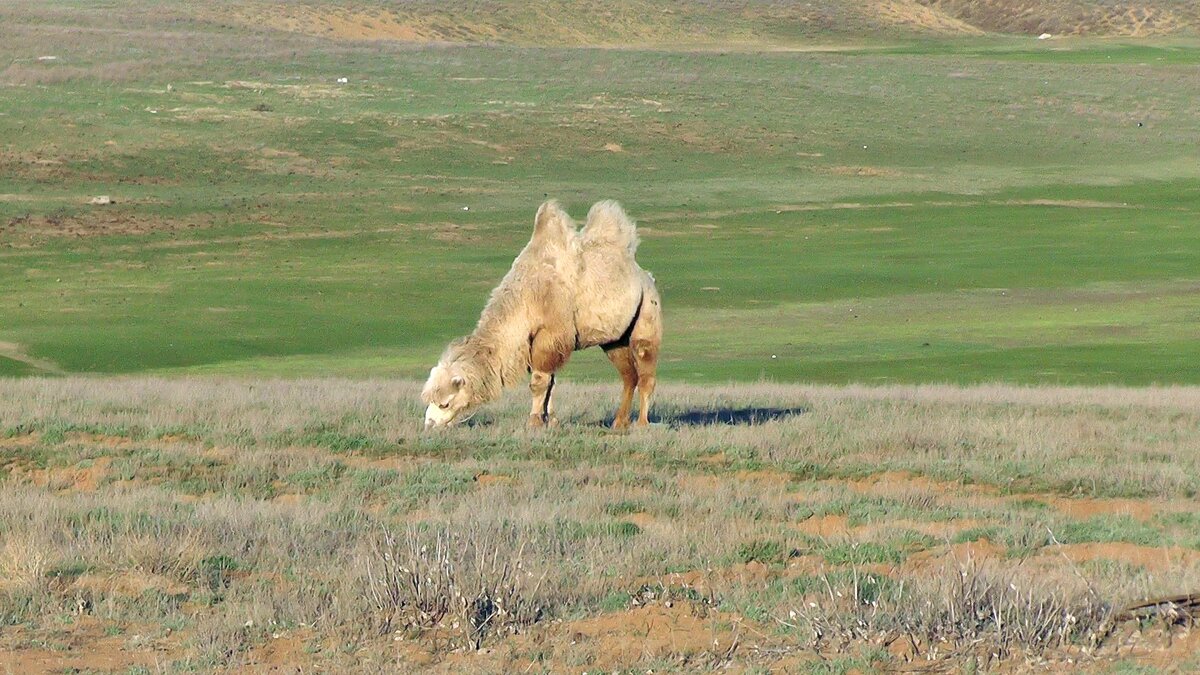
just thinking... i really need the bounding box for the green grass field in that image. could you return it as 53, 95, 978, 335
2, 3, 1198, 385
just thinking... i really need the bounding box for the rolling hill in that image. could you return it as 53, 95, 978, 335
214, 0, 1200, 45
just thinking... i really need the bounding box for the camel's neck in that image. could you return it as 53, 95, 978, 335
451, 317, 532, 405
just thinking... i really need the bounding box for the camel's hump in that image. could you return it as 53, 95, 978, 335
532, 199, 577, 245
581, 200, 639, 254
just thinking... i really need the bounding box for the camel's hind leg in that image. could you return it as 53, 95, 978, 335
632, 343, 658, 428
631, 289, 662, 428
603, 345, 637, 429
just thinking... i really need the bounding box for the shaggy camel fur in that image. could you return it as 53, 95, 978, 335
422, 200, 662, 429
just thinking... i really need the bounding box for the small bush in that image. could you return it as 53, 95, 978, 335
822, 541, 906, 566
735, 540, 787, 564
199, 555, 240, 594
360, 523, 556, 648
1054, 516, 1166, 547
603, 500, 645, 516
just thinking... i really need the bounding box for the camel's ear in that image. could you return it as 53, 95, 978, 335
451, 375, 465, 388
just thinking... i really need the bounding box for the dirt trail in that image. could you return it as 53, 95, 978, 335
0, 341, 63, 374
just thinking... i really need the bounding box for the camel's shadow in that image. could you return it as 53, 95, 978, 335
601, 406, 808, 428
456, 406, 807, 429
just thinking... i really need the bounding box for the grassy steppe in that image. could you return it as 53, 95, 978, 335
1, 379, 1199, 672
2, 4, 1199, 384
3, 5, 1200, 672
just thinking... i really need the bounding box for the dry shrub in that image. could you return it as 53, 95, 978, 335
361, 523, 552, 648
0, 533, 49, 591
191, 612, 261, 667
786, 563, 1113, 663
0, 533, 55, 625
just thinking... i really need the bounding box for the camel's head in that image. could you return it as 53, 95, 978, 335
421, 364, 475, 429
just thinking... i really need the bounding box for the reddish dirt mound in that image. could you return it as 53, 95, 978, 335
1049, 496, 1156, 521
0, 431, 41, 448
474, 472, 514, 487
0, 618, 159, 675
1037, 543, 1200, 573
561, 603, 745, 670
902, 538, 1008, 572
243, 629, 322, 671
795, 513, 851, 537
8, 457, 112, 492
656, 561, 776, 595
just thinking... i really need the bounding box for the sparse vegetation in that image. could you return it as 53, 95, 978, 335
1, 378, 1199, 670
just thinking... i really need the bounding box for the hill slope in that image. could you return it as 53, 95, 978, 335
216, 0, 981, 45
918, 0, 1200, 37
218, 0, 1200, 44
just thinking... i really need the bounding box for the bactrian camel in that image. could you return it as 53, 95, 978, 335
422, 200, 661, 429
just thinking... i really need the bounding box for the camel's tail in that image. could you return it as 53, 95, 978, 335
533, 199, 576, 246
581, 200, 639, 254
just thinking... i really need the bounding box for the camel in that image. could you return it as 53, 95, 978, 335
422, 200, 662, 430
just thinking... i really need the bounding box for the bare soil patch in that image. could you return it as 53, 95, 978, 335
1049, 496, 1157, 521
0, 618, 160, 675
3, 211, 215, 239
1036, 543, 1200, 573
795, 513, 851, 537
242, 628, 321, 671
17, 456, 112, 492
474, 472, 514, 487
533, 603, 754, 672
0, 431, 41, 448
1006, 198, 1134, 209
825, 165, 906, 178
901, 537, 1008, 573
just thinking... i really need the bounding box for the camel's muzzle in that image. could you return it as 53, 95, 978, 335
424, 403, 456, 430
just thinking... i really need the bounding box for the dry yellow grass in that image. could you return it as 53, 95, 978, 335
0, 377, 1198, 671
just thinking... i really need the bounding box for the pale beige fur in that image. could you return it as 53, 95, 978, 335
423, 200, 661, 429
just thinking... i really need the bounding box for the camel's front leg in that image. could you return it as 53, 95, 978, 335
528, 330, 571, 429
544, 374, 559, 428
528, 371, 554, 427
